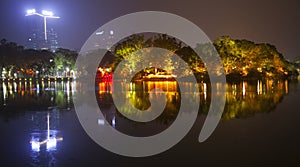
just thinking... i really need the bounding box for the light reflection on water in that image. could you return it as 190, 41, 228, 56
29, 110, 63, 167
0, 79, 290, 121
0, 80, 76, 166
0, 79, 295, 166
96, 80, 289, 121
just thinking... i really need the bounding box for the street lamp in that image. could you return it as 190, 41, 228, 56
26, 9, 60, 41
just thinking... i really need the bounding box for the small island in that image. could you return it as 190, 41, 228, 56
0, 35, 299, 82
108, 34, 299, 82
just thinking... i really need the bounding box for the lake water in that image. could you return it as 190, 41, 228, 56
0, 79, 299, 166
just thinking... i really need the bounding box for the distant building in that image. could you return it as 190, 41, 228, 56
47, 28, 60, 51
25, 14, 60, 52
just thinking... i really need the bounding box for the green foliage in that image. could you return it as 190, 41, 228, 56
53, 50, 76, 75
1, 35, 297, 80
214, 36, 298, 79
112, 34, 201, 78
112, 34, 297, 80
0, 39, 77, 78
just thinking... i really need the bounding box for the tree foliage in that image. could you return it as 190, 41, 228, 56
214, 36, 298, 79
0, 39, 77, 78
112, 35, 298, 80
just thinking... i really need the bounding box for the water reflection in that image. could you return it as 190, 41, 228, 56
95, 80, 289, 123
30, 111, 63, 152
223, 80, 287, 120
0, 80, 76, 113
0, 80, 74, 166
29, 109, 63, 167
0, 79, 295, 165
96, 81, 182, 136
0, 79, 290, 122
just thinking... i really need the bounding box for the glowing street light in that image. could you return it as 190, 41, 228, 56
25, 9, 60, 41
42, 10, 53, 16
26, 9, 36, 15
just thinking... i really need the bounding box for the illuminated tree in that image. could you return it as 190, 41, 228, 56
53, 51, 76, 77
113, 34, 147, 74
214, 36, 297, 79
113, 34, 181, 77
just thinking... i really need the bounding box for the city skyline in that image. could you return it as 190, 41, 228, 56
25, 9, 60, 51
0, 0, 299, 60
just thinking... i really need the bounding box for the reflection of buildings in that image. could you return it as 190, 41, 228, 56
30, 110, 63, 152
0, 81, 79, 164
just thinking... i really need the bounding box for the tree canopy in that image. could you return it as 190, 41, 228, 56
112, 34, 298, 81
0, 39, 77, 78
0, 36, 298, 81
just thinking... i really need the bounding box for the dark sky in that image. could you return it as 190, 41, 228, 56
0, 0, 299, 60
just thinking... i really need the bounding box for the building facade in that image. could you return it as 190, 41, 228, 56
26, 14, 60, 52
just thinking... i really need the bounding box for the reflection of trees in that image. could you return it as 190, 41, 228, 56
223, 92, 282, 120
0, 81, 73, 121
96, 80, 289, 123
55, 90, 67, 109
129, 91, 151, 111
108, 81, 180, 125
126, 90, 180, 125
113, 93, 180, 125
221, 80, 286, 120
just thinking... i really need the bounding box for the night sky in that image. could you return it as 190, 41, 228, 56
0, 0, 299, 60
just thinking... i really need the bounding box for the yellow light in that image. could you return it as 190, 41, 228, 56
257, 67, 262, 72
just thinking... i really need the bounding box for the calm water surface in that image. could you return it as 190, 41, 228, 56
0, 80, 299, 166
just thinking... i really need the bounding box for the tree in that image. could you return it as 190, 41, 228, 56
213, 36, 298, 79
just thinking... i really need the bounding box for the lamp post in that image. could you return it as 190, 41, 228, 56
25, 9, 60, 41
